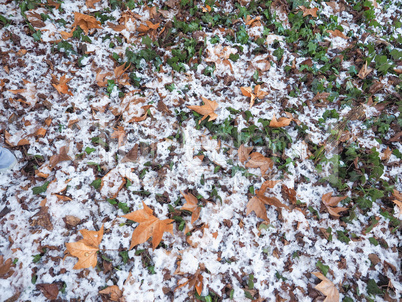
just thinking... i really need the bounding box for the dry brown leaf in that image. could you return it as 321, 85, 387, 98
281, 184, 297, 204
187, 97, 218, 123
180, 191, 201, 224
260, 179, 280, 193
299, 6, 318, 17
257, 193, 290, 211
327, 29, 347, 39
95, 71, 113, 87
176, 270, 203, 296
312, 272, 340, 302
30, 206, 53, 231
238, 144, 253, 164
357, 61, 373, 79
127, 105, 152, 122
381, 146, 392, 161
46, 0, 60, 9
111, 126, 126, 148
121, 144, 139, 163
65, 225, 104, 269
99, 285, 123, 301
36, 283, 59, 300
246, 196, 269, 221
86, 0, 101, 9
60, 29, 74, 39
122, 201, 174, 250
392, 190, 402, 217
269, 114, 292, 128
322, 192, 348, 218
0, 255, 14, 279
71, 12, 102, 35
49, 145, 72, 169
52, 74, 73, 96
240, 85, 268, 108
245, 152, 273, 175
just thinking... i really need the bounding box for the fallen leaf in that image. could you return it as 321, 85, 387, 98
30, 206, 53, 231
260, 179, 280, 193
269, 114, 292, 128
238, 144, 253, 164
52, 74, 73, 96
245, 152, 273, 175
257, 193, 290, 211
65, 225, 104, 269
246, 196, 269, 221
327, 29, 347, 39
49, 145, 72, 168
0, 255, 14, 278
99, 285, 123, 301
122, 201, 174, 250
176, 269, 203, 296
381, 146, 392, 161
111, 126, 126, 148
63, 215, 82, 228
312, 272, 340, 302
121, 144, 139, 163
357, 61, 373, 79
86, 0, 101, 9
240, 85, 268, 108
299, 6, 318, 17
392, 190, 402, 217
180, 191, 201, 224
322, 192, 348, 218
187, 97, 218, 123
71, 12, 102, 35
36, 283, 59, 300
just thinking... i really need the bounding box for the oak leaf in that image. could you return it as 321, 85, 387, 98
245, 152, 273, 175
122, 201, 174, 250
187, 97, 218, 123
322, 193, 348, 218
269, 114, 292, 128
238, 144, 253, 164
246, 196, 269, 221
52, 74, 73, 96
65, 225, 104, 269
49, 145, 72, 169
99, 285, 123, 301
180, 191, 201, 224
240, 85, 268, 108
312, 272, 340, 302
71, 12, 102, 35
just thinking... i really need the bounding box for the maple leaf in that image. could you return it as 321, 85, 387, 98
99, 285, 123, 301
176, 269, 204, 296
238, 144, 253, 164
269, 114, 292, 128
122, 201, 174, 250
240, 85, 268, 108
187, 97, 218, 123
245, 152, 273, 175
52, 74, 73, 96
322, 192, 348, 218
246, 196, 269, 221
111, 126, 126, 148
299, 6, 318, 17
312, 272, 340, 302
180, 191, 201, 224
49, 145, 72, 169
71, 12, 102, 35
65, 225, 104, 269
114, 63, 131, 86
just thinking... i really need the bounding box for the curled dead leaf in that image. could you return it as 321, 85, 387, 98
312, 272, 340, 302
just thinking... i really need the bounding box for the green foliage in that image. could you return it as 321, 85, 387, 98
32, 181, 50, 195
315, 260, 329, 276
91, 179, 102, 189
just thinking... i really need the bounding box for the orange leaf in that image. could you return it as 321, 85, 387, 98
238, 144, 253, 164
71, 12, 102, 35
187, 97, 218, 123
299, 6, 318, 17
327, 29, 347, 39
312, 272, 340, 302
86, 0, 101, 9
269, 114, 292, 128
65, 225, 104, 269
322, 192, 348, 218
0, 255, 14, 278
99, 285, 123, 301
52, 74, 73, 96
180, 191, 201, 224
122, 201, 174, 250
60, 29, 74, 40
245, 152, 273, 175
